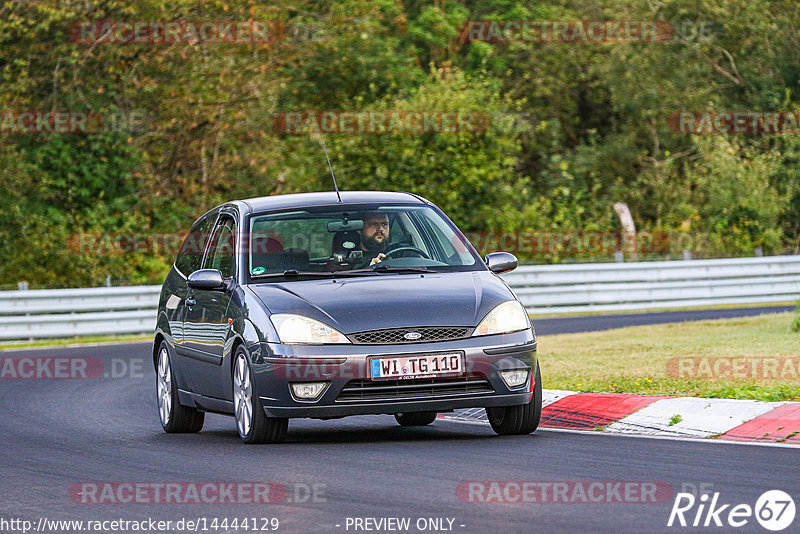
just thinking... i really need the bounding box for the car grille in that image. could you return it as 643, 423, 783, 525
348, 326, 471, 344
336, 374, 493, 402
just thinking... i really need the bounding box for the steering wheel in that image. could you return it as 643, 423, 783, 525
384, 246, 430, 259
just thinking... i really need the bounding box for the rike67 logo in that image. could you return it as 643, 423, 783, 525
668, 490, 795, 531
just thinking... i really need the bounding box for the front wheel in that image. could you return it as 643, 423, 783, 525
486, 364, 542, 435
233, 347, 288, 444
156, 341, 204, 433
395, 411, 437, 426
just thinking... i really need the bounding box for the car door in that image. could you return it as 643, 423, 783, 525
181, 214, 236, 399
171, 210, 218, 379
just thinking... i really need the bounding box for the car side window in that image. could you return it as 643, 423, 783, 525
204, 216, 236, 278
388, 214, 404, 242
175, 212, 217, 276
420, 213, 476, 266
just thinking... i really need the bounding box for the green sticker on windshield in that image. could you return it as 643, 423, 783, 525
251, 266, 266, 276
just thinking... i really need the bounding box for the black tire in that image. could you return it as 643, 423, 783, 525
394, 411, 437, 426
486, 363, 542, 435
156, 341, 204, 433
233, 346, 288, 444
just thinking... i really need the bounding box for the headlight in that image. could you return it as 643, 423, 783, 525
472, 301, 529, 336
270, 314, 350, 344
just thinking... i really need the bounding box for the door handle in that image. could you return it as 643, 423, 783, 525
186, 297, 196, 308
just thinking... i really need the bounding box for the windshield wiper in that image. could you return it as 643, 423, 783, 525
338, 265, 433, 275
251, 265, 435, 280
251, 269, 379, 280
373, 265, 433, 273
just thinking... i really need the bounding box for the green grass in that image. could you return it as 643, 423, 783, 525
669, 414, 683, 426
538, 312, 800, 401
0, 334, 151, 350
791, 301, 800, 332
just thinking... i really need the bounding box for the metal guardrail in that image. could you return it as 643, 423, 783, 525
504, 255, 800, 314
0, 286, 161, 340
1, 256, 798, 340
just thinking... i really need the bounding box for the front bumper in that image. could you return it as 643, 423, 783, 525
248, 330, 537, 419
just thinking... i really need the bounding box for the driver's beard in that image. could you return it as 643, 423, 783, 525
362, 234, 386, 252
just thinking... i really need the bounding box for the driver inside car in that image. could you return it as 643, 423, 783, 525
344, 211, 423, 269
355, 211, 391, 268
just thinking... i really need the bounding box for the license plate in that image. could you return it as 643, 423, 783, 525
369, 352, 463, 380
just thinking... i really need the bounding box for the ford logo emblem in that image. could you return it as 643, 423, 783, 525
403, 332, 422, 340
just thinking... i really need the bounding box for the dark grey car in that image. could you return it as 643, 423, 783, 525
153, 191, 540, 443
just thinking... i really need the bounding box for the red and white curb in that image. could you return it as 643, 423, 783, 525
604, 397, 785, 438
443, 390, 800, 445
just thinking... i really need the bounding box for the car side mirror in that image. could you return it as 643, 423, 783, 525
187, 269, 226, 290
485, 252, 518, 274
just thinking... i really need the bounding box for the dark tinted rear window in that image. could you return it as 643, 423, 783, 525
175, 211, 217, 276
203, 216, 236, 278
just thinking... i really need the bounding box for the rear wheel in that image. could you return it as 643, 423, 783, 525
233, 347, 288, 444
394, 411, 437, 426
156, 341, 204, 433
486, 364, 542, 435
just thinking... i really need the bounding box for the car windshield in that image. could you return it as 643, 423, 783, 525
247, 204, 481, 278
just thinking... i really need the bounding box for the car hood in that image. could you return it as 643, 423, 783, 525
247, 270, 516, 333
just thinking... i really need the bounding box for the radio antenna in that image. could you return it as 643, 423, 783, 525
322, 140, 342, 203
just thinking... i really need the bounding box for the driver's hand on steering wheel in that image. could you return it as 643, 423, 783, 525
369, 253, 386, 266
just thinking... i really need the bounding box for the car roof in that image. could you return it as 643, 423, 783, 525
231, 191, 429, 214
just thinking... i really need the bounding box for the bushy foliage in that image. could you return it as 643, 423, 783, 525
1, 0, 799, 287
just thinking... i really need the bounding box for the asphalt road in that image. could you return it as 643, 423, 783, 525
1, 336, 798, 534
533, 305, 795, 335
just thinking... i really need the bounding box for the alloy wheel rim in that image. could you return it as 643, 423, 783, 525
233, 355, 253, 436
157, 348, 172, 425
